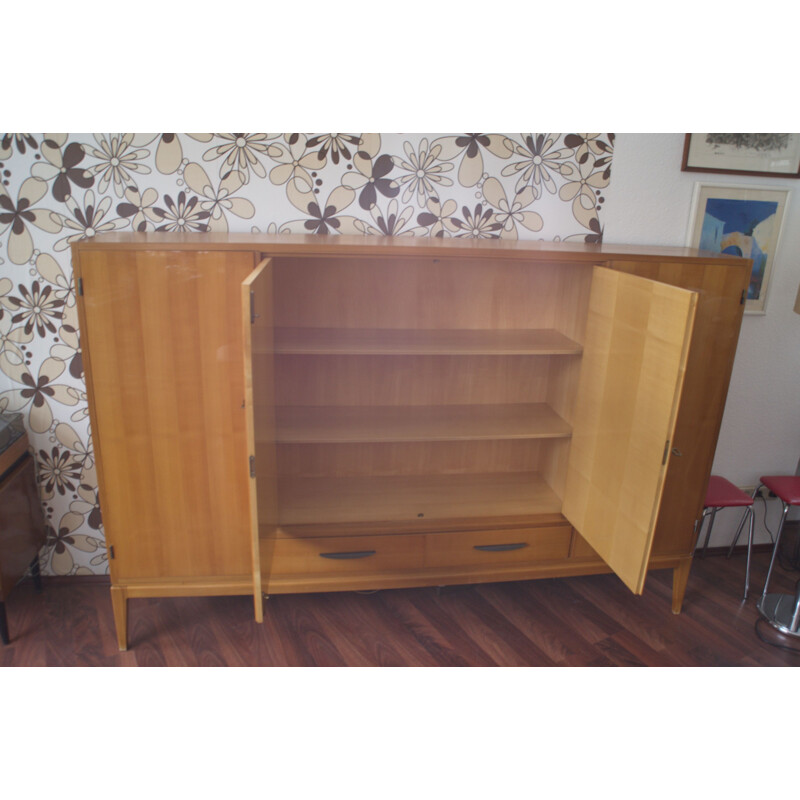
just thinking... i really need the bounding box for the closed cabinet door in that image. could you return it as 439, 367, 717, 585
562, 266, 698, 594
76, 249, 257, 583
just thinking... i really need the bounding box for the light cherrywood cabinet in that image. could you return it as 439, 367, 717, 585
72, 234, 749, 650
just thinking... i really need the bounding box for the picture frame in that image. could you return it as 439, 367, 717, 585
687, 183, 789, 314
682, 133, 800, 178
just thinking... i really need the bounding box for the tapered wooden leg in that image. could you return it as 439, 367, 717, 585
254, 589, 264, 623
0, 602, 9, 645
30, 554, 43, 593
671, 557, 693, 614
110, 586, 128, 651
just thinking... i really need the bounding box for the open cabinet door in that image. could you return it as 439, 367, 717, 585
562, 266, 697, 594
242, 257, 277, 622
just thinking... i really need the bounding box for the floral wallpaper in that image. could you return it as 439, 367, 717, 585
0, 133, 615, 576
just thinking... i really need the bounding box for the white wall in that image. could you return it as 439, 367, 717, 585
604, 133, 800, 547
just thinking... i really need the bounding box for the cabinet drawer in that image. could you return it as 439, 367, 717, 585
425, 525, 571, 568
269, 534, 425, 576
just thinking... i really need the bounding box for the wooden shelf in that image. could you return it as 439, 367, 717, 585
275, 403, 572, 444
277, 472, 562, 526
273, 327, 582, 356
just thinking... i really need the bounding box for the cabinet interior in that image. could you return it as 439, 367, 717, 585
253, 254, 594, 539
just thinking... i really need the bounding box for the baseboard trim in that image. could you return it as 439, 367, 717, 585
696, 543, 774, 557
37, 574, 111, 586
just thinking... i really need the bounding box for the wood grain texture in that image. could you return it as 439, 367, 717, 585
272, 256, 575, 331
241, 257, 275, 621
2, 543, 798, 665
72, 230, 750, 266
75, 249, 255, 582
263, 523, 572, 585
275, 403, 571, 444
608, 258, 751, 557
110, 585, 127, 651
72, 233, 749, 634
277, 471, 563, 526
268, 532, 425, 577
273, 327, 582, 355
0, 436, 29, 477
275, 353, 558, 407
261, 556, 617, 594
0, 454, 45, 601
424, 525, 571, 567
276, 439, 547, 479
562, 267, 697, 594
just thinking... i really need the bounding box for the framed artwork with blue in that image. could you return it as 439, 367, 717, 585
687, 183, 789, 313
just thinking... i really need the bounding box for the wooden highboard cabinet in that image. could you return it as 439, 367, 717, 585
72, 233, 750, 650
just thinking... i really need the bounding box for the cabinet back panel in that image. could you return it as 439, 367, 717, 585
549, 262, 593, 343
276, 440, 546, 478
275, 354, 554, 406
272, 256, 587, 330
541, 438, 572, 501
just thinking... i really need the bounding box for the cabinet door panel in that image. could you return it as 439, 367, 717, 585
562, 267, 697, 593
77, 249, 256, 581
242, 258, 277, 614
608, 258, 750, 556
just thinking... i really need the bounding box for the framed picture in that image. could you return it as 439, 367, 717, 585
682, 133, 800, 178
687, 183, 789, 313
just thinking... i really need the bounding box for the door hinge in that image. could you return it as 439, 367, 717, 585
740, 289, 746, 305
250, 290, 257, 324
108, 545, 115, 560
662, 440, 670, 465
249, 455, 256, 478
78, 277, 84, 296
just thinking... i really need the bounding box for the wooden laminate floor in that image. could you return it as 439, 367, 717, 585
2, 549, 800, 667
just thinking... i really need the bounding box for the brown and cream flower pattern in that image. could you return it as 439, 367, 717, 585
0, 132, 614, 575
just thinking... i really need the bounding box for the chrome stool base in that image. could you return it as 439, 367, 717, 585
757, 586, 800, 638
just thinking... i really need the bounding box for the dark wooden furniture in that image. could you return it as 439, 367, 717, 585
0, 413, 45, 644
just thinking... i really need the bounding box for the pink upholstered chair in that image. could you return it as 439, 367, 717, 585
700, 476, 755, 599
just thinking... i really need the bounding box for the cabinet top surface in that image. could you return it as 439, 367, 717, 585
71, 232, 748, 265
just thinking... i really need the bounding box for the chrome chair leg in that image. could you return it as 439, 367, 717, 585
727, 484, 759, 558
760, 501, 790, 603
743, 506, 755, 600
726, 508, 751, 558
700, 508, 717, 558
791, 580, 800, 633
723, 505, 755, 599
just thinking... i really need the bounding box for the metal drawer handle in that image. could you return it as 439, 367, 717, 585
473, 542, 528, 552
319, 550, 377, 560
